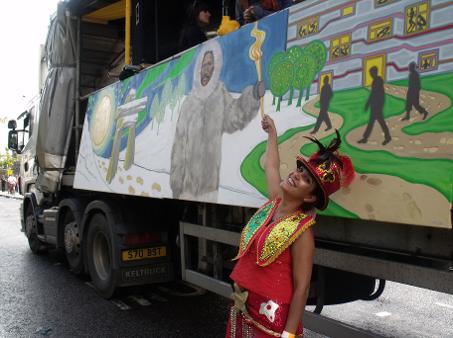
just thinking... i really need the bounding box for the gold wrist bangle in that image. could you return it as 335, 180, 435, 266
281, 331, 296, 338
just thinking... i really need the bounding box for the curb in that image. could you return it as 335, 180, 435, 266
0, 192, 23, 200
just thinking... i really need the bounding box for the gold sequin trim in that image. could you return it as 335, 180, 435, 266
258, 216, 315, 267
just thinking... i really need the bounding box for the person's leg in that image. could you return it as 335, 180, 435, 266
311, 115, 322, 134
414, 102, 428, 120
358, 115, 375, 143
402, 99, 413, 120
323, 110, 333, 130
377, 115, 391, 145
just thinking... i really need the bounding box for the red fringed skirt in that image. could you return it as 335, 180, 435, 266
225, 290, 303, 338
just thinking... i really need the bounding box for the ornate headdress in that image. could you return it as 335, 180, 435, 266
297, 130, 355, 210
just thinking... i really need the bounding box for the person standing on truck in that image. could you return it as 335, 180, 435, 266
179, 0, 212, 52
170, 39, 264, 202
226, 116, 355, 337
236, 0, 293, 25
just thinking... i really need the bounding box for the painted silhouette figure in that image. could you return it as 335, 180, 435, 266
358, 66, 391, 145
311, 76, 333, 134
402, 62, 428, 121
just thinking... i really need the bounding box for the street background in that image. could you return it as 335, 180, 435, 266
1, 195, 452, 338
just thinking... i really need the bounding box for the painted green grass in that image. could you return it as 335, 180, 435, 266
305, 84, 453, 202
391, 72, 453, 134
240, 123, 358, 218
241, 72, 453, 218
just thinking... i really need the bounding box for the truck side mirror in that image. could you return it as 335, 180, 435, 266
8, 130, 19, 152
8, 120, 17, 130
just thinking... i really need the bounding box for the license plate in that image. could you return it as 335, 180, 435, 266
122, 246, 166, 261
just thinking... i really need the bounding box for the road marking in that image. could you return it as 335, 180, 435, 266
375, 311, 392, 317
85, 282, 95, 289
435, 302, 453, 310
128, 295, 151, 306
35, 327, 53, 336
146, 292, 168, 302
111, 299, 131, 310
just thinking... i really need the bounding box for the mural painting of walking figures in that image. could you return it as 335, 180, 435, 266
358, 66, 391, 146
311, 76, 332, 134
402, 62, 428, 121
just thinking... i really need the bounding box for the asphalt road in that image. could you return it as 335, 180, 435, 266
1, 196, 452, 338
0, 196, 230, 337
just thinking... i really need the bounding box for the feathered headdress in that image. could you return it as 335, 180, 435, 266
297, 130, 355, 210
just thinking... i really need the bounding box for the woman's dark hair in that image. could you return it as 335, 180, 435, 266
300, 184, 324, 212
187, 0, 211, 23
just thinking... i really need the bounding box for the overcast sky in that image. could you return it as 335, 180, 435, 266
0, 0, 60, 151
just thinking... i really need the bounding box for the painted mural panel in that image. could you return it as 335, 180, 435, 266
75, 0, 453, 229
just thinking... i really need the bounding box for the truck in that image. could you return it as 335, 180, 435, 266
7, 0, 453, 336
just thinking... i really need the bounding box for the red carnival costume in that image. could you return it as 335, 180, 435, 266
228, 198, 314, 337
227, 130, 355, 338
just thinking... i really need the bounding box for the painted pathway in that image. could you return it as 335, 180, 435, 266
347, 84, 452, 159
262, 88, 451, 228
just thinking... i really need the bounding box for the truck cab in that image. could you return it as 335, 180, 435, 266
8, 97, 39, 195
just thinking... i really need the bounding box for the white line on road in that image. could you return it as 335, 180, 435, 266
146, 292, 168, 302
128, 295, 151, 306
111, 299, 131, 310
435, 302, 453, 310
85, 282, 95, 289
375, 311, 392, 317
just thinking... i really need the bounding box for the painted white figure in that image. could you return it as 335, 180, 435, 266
170, 40, 264, 202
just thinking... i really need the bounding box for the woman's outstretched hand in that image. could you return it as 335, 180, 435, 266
261, 115, 277, 137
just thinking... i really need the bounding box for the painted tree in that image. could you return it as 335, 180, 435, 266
294, 52, 317, 107
168, 80, 178, 120
150, 94, 160, 130
267, 51, 287, 106
286, 45, 304, 105
175, 74, 187, 114
268, 58, 294, 111
302, 40, 327, 100
156, 106, 166, 134
154, 90, 167, 135
161, 80, 172, 117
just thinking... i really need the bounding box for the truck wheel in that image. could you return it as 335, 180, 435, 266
64, 220, 83, 273
25, 204, 43, 254
86, 213, 118, 298
361, 279, 386, 301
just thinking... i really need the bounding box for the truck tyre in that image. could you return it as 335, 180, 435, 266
25, 203, 44, 254
64, 220, 84, 274
86, 213, 118, 299
361, 279, 386, 301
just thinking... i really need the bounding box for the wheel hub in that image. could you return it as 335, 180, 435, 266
64, 222, 80, 255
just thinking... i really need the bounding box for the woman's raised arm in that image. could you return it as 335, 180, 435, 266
261, 115, 282, 200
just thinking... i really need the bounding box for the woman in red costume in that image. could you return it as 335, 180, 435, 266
226, 115, 355, 338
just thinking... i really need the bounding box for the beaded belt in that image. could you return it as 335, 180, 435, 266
230, 283, 304, 338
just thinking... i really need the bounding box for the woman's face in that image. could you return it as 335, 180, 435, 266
198, 10, 211, 25
281, 165, 318, 204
